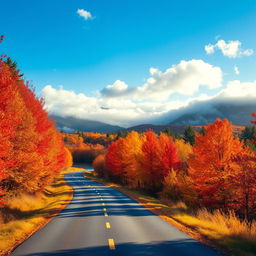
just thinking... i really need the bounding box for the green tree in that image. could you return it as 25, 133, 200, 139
184, 126, 196, 145
5, 57, 23, 78
199, 126, 205, 135
240, 126, 256, 141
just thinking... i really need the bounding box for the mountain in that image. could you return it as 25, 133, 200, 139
159, 98, 256, 126
50, 115, 124, 133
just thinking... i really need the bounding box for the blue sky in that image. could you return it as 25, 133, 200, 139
1, 0, 256, 126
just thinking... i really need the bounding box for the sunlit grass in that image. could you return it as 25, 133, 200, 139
84, 171, 256, 256
0, 167, 75, 255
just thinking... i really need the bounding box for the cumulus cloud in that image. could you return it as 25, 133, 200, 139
41, 85, 180, 127
101, 59, 222, 99
41, 79, 256, 127
218, 80, 256, 98
205, 39, 253, 58
77, 9, 93, 20
41, 57, 256, 127
234, 65, 240, 75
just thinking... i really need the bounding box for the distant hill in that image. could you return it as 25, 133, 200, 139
50, 115, 124, 133
126, 123, 244, 136
126, 124, 198, 134
161, 98, 256, 126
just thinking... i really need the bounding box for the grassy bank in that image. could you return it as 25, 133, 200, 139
0, 167, 76, 256
84, 171, 256, 256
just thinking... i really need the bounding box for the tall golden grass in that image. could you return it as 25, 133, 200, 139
85, 171, 256, 256
0, 167, 75, 255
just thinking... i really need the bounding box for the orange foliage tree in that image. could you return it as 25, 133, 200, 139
188, 119, 244, 209
0, 38, 70, 206
104, 130, 180, 193
231, 149, 256, 219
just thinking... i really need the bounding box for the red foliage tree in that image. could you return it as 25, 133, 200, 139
105, 138, 126, 182
0, 38, 69, 206
188, 119, 244, 209
159, 133, 180, 176
231, 149, 256, 219
140, 131, 162, 192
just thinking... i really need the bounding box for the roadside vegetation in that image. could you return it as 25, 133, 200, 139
88, 116, 256, 256
0, 36, 74, 255
0, 167, 75, 256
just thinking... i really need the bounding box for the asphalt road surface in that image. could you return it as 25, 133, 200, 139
11, 169, 223, 256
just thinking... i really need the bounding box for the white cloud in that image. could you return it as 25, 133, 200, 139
205, 44, 215, 54
234, 65, 240, 75
101, 59, 222, 100
204, 39, 253, 58
41, 85, 180, 127
100, 80, 131, 97
218, 80, 256, 98
77, 9, 93, 20
41, 79, 256, 127
41, 54, 256, 127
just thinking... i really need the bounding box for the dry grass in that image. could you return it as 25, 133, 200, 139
0, 167, 76, 256
84, 171, 256, 256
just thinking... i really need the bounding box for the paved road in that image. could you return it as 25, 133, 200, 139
11, 169, 222, 256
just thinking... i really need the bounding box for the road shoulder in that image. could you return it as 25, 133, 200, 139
83, 171, 228, 256
0, 167, 76, 256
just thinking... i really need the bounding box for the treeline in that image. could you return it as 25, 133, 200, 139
63, 133, 106, 164
93, 118, 256, 220
63, 132, 116, 146
0, 38, 72, 207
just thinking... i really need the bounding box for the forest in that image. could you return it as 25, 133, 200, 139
91, 118, 256, 220
0, 35, 71, 208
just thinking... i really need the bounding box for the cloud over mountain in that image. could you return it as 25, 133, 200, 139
41, 58, 256, 128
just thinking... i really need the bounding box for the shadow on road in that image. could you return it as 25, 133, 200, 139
57, 174, 155, 218
19, 239, 220, 256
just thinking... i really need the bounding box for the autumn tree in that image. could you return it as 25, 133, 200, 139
0, 38, 70, 205
230, 149, 256, 219
188, 119, 244, 209
0, 59, 24, 205
120, 131, 144, 188
140, 131, 163, 192
175, 139, 192, 172
159, 133, 180, 175
105, 138, 126, 182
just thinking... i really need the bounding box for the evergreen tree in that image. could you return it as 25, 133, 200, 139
240, 126, 256, 141
184, 126, 196, 145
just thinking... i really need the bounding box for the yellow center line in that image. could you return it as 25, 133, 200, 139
108, 238, 115, 250
105, 222, 111, 229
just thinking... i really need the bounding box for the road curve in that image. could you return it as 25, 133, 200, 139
11, 169, 222, 256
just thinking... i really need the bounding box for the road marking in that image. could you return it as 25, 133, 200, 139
104, 212, 108, 217
105, 222, 111, 229
108, 239, 115, 250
